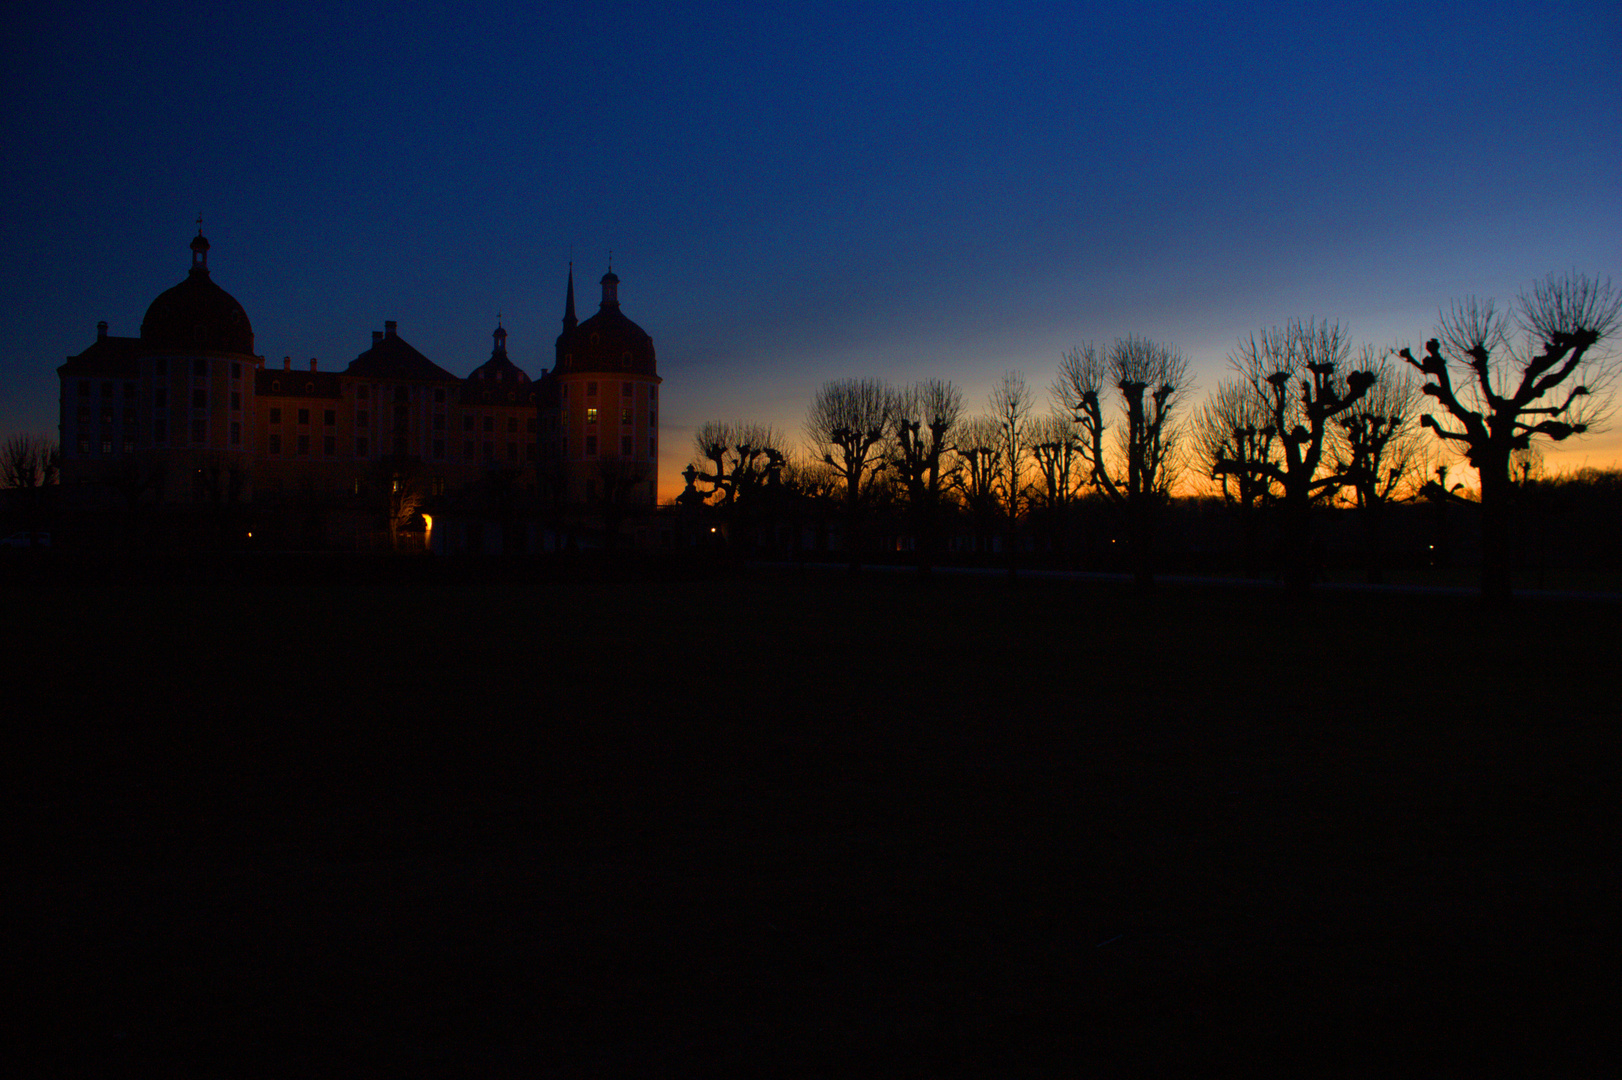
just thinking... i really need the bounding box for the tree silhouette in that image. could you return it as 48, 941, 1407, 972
1027, 411, 1083, 560
988, 372, 1033, 575
1400, 273, 1621, 604
1055, 338, 1189, 589
1214, 320, 1374, 597
889, 380, 963, 572
1193, 379, 1276, 578
1329, 350, 1427, 583
951, 415, 1004, 557
805, 378, 895, 570
2, 434, 59, 490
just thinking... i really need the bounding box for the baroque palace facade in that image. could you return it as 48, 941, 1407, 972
57, 231, 661, 544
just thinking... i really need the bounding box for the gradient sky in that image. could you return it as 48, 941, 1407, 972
4, 0, 1618, 499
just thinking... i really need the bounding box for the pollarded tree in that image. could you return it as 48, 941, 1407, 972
805, 378, 896, 569
951, 415, 1004, 555
1055, 337, 1190, 589
1329, 349, 1428, 583
1027, 411, 1084, 558
890, 379, 964, 571
1215, 319, 1374, 597
988, 371, 1034, 574
689, 421, 789, 508
1192, 379, 1276, 578
1, 434, 59, 489
1399, 273, 1621, 604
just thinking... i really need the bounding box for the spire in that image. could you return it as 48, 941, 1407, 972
562, 263, 577, 331
492, 315, 508, 356
600, 258, 620, 310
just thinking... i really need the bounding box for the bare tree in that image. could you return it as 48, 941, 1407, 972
951, 415, 1004, 555
890, 379, 963, 571
805, 378, 895, 569
1055, 337, 1189, 589
1214, 319, 1374, 597
1330, 349, 1428, 583
1400, 273, 1621, 603
1192, 379, 1276, 578
988, 371, 1033, 574
1027, 411, 1083, 558
689, 421, 789, 508
2, 434, 59, 489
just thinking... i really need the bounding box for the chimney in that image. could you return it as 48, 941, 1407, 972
97, 320, 108, 340
283, 356, 292, 371
385, 320, 398, 339
310, 358, 318, 372
372, 330, 383, 345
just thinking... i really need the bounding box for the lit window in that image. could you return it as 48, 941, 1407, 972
586, 407, 597, 424
621, 408, 631, 425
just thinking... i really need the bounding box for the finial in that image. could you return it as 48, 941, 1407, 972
196, 213, 203, 235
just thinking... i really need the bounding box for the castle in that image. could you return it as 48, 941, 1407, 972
57, 231, 662, 547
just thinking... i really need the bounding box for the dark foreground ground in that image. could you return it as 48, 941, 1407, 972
6, 558, 1617, 1075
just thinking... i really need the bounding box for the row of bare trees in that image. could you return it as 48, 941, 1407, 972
683, 273, 1620, 602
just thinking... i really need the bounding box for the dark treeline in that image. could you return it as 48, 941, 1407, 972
679, 273, 1621, 599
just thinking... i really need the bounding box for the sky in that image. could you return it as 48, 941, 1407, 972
3, 0, 1619, 500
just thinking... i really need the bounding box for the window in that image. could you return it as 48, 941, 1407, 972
649, 386, 657, 401
649, 410, 656, 426
433, 439, 445, 459
269, 433, 281, 454
393, 403, 408, 427
356, 436, 369, 456
192, 388, 206, 408
230, 421, 241, 446
298, 408, 310, 425
434, 389, 445, 403
507, 443, 518, 463
464, 440, 474, 459
230, 391, 241, 410
585, 434, 597, 456
78, 407, 91, 426
649, 435, 657, 457
586, 407, 597, 424
357, 410, 368, 426
622, 382, 633, 398
78, 380, 90, 397
153, 419, 166, 444
324, 410, 335, 426
504, 417, 515, 433
393, 435, 407, 455
123, 437, 135, 453
526, 418, 537, 433
586, 381, 597, 397
269, 407, 281, 424
77, 437, 90, 454
320, 435, 333, 455
483, 441, 494, 460
525, 442, 536, 461
462, 415, 474, 432
231, 362, 240, 380
621, 408, 632, 425
297, 434, 310, 455
622, 434, 633, 457
192, 418, 206, 443
124, 382, 137, 398
483, 416, 494, 433
154, 388, 167, 409
358, 386, 369, 400
433, 414, 445, 430
562, 384, 569, 400
101, 439, 113, 454
193, 359, 208, 376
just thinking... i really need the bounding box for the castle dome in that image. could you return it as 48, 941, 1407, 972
139, 232, 255, 355
554, 266, 656, 376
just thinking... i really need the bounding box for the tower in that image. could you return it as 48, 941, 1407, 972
547, 264, 661, 509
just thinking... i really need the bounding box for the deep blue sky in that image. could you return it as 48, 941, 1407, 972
5, 0, 1619, 494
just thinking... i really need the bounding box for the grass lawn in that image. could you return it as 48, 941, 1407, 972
8, 560, 1618, 1074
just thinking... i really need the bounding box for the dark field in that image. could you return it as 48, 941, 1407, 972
7, 560, 1617, 1075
